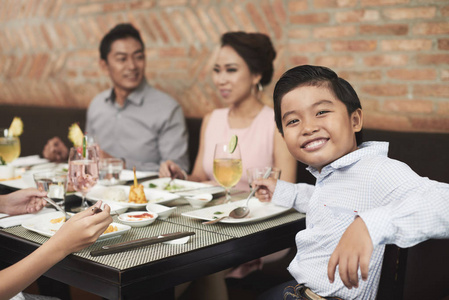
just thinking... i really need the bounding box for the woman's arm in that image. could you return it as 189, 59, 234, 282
0, 202, 112, 300
273, 130, 297, 183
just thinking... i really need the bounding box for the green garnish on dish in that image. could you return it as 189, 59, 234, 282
149, 183, 157, 188
213, 211, 224, 215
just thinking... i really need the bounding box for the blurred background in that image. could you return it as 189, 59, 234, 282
0, 0, 448, 132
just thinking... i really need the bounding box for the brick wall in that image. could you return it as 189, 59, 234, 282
0, 0, 448, 132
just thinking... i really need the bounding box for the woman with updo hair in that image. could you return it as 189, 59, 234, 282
160, 31, 296, 191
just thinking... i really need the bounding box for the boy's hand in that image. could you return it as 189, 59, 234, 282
327, 217, 373, 289
253, 178, 277, 202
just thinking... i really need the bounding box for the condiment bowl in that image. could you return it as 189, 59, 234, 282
185, 193, 213, 209
118, 211, 158, 227
146, 203, 176, 220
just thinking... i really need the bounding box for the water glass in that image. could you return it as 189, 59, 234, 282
99, 158, 124, 186
246, 167, 281, 191
33, 171, 67, 208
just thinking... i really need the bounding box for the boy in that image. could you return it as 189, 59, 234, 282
255, 65, 449, 299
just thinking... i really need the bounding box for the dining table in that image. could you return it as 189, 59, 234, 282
0, 173, 306, 300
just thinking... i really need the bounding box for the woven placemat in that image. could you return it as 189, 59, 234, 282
2, 217, 233, 270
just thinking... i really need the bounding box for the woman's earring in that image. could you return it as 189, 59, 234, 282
257, 82, 263, 92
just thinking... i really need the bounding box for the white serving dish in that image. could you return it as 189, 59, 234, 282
185, 193, 213, 209
145, 203, 176, 220
118, 211, 158, 227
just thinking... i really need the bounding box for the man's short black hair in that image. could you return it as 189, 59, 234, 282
99, 23, 144, 61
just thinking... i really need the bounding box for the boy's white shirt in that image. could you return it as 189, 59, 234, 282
272, 141, 449, 299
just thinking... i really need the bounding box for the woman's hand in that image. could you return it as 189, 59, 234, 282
159, 160, 186, 180
253, 178, 278, 203
0, 188, 47, 215
48, 201, 113, 256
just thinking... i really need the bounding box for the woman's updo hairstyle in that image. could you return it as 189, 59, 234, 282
221, 32, 276, 86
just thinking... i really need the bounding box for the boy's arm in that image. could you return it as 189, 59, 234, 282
328, 181, 449, 289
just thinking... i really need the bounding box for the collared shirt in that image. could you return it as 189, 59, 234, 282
272, 141, 449, 299
86, 79, 189, 172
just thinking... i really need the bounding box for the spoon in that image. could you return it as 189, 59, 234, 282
203, 167, 272, 225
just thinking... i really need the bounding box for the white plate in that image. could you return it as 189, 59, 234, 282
142, 178, 225, 196
21, 211, 131, 241
83, 185, 180, 208
181, 199, 291, 224
119, 170, 158, 182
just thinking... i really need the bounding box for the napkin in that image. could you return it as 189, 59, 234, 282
10, 155, 49, 168
0, 208, 55, 228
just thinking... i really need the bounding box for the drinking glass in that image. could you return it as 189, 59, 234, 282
68, 146, 99, 212
33, 171, 67, 208
98, 158, 124, 186
213, 142, 242, 203
0, 128, 20, 164
246, 167, 281, 191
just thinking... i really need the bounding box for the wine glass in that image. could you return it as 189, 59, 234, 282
68, 146, 99, 212
0, 128, 20, 164
213, 142, 242, 203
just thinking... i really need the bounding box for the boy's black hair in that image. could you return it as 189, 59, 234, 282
273, 65, 363, 145
221, 32, 276, 86
99, 23, 144, 61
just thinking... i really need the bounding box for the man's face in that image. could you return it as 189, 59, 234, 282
280, 85, 362, 172
100, 37, 145, 93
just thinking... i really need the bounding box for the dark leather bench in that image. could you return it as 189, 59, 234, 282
1, 104, 448, 299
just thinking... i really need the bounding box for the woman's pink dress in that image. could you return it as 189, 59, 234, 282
202, 106, 275, 191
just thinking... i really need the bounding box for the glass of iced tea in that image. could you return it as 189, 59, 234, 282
68, 146, 99, 212
213, 142, 242, 203
0, 128, 20, 164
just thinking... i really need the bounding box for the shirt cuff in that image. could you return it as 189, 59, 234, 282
358, 206, 394, 247
272, 180, 296, 208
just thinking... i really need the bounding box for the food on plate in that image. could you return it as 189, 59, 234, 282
129, 167, 147, 204
103, 187, 127, 202
148, 183, 157, 188
122, 212, 154, 221
164, 183, 185, 192
129, 184, 147, 203
103, 224, 118, 234
8, 117, 23, 137
68, 123, 84, 147
50, 216, 65, 224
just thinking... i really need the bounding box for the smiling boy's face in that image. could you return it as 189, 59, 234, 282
281, 85, 363, 172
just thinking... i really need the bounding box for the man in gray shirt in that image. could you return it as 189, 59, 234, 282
43, 23, 189, 173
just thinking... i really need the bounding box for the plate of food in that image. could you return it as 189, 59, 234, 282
22, 211, 131, 241
83, 184, 180, 208
142, 178, 225, 195
181, 199, 292, 224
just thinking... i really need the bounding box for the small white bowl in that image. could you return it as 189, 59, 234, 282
102, 202, 127, 215
185, 193, 213, 209
118, 211, 158, 227
146, 203, 176, 220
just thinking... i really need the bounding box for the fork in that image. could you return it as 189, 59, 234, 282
43, 197, 72, 221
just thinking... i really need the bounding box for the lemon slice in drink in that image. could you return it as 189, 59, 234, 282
68, 123, 84, 147
8, 117, 23, 137
228, 135, 238, 154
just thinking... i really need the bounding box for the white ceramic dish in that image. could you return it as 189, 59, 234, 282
142, 178, 220, 193
118, 211, 158, 227
119, 170, 158, 182
181, 199, 291, 224
22, 211, 131, 240
100, 202, 127, 215
83, 185, 180, 208
185, 193, 213, 208
146, 203, 176, 220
